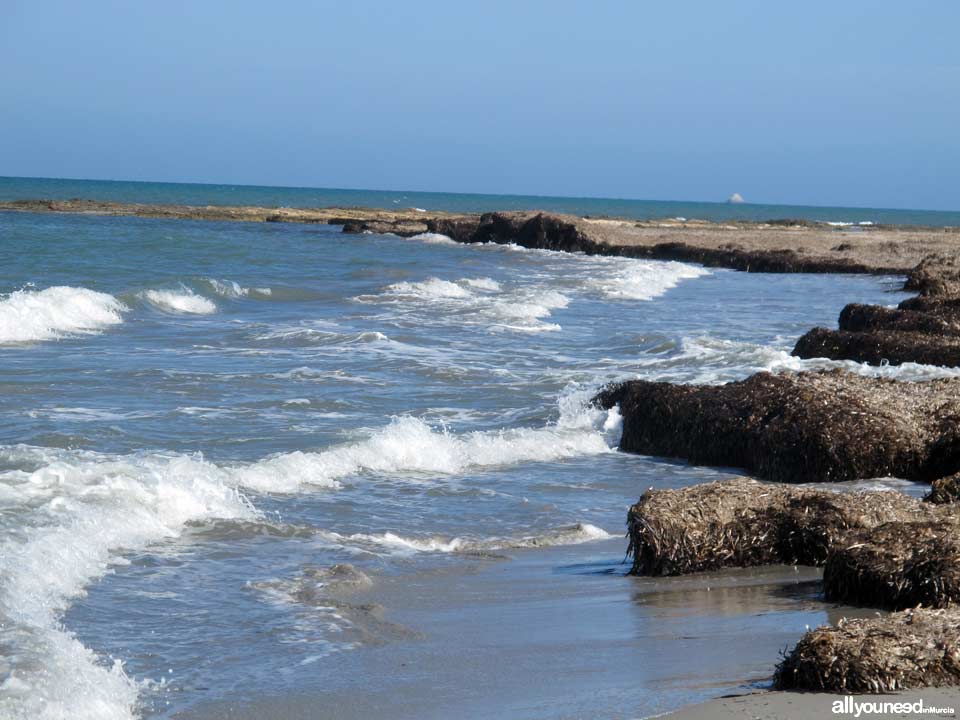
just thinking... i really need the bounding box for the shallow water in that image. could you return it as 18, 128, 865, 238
0, 205, 936, 719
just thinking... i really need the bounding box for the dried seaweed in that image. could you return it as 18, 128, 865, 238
925, 472, 960, 505
775, 608, 960, 692
595, 369, 960, 484
625, 478, 928, 576
824, 521, 960, 609
793, 255, 960, 367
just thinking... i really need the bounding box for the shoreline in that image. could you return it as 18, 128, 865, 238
8, 197, 960, 716
4, 198, 958, 275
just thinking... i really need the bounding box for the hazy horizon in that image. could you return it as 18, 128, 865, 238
3, 2, 958, 211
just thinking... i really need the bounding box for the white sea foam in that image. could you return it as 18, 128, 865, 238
627, 334, 960, 385
360, 276, 569, 333
463, 277, 501, 291
359, 253, 709, 335
319, 522, 613, 556
408, 232, 456, 245
0, 384, 617, 716
491, 289, 568, 319
0, 448, 256, 720
0, 286, 127, 344
237, 397, 616, 493
140, 288, 217, 314
254, 326, 389, 346
204, 278, 272, 298
385, 278, 474, 299
474, 241, 712, 303
580, 258, 711, 301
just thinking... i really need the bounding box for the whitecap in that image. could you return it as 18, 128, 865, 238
359, 276, 569, 333
408, 232, 456, 245
140, 288, 216, 314
0, 388, 619, 714
581, 258, 711, 301
203, 278, 272, 298
317, 522, 613, 556
383, 278, 474, 299
0, 286, 127, 344
0, 448, 256, 720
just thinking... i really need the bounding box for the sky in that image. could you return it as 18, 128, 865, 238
1, 1, 958, 210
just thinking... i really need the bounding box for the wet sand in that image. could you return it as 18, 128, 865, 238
171, 539, 883, 720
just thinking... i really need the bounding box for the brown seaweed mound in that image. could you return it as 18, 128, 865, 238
774, 608, 960, 692
626, 478, 927, 575
793, 256, 960, 367
793, 327, 960, 367
595, 369, 960, 484
925, 473, 960, 505
904, 255, 960, 297
823, 520, 960, 609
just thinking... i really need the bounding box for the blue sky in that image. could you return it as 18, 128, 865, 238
2, 1, 957, 209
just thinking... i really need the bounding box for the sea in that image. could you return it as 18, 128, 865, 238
0, 176, 956, 720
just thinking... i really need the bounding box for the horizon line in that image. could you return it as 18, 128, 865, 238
2, 174, 957, 216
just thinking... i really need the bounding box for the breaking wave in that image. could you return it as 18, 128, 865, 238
317, 522, 614, 556
0, 286, 127, 344
140, 288, 216, 314
582, 258, 711, 301
0, 447, 256, 720
0, 388, 618, 717
358, 275, 569, 333
202, 278, 272, 299
407, 232, 456, 245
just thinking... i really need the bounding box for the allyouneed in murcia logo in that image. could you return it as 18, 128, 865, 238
832, 697, 956, 717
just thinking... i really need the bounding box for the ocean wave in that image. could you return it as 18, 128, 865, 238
582, 258, 711, 301
202, 278, 272, 299
0, 286, 127, 344
253, 326, 389, 347
0, 449, 256, 720
0, 387, 618, 715
318, 522, 613, 556
359, 276, 569, 333
384, 277, 475, 299
463, 277, 501, 291
236, 401, 616, 493
140, 288, 216, 314
356, 254, 709, 334
473, 241, 711, 301
407, 232, 456, 245
629, 335, 960, 385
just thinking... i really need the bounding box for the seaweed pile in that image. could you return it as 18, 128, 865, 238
626, 478, 926, 575
626, 480, 960, 691
595, 369, 960, 483
823, 520, 960, 610
926, 472, 960, 505
774, 609, 960, 692
794, 256, 960, 367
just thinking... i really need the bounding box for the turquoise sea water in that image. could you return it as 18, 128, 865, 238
0, 177, 955, 719
3, 175, 959, 226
